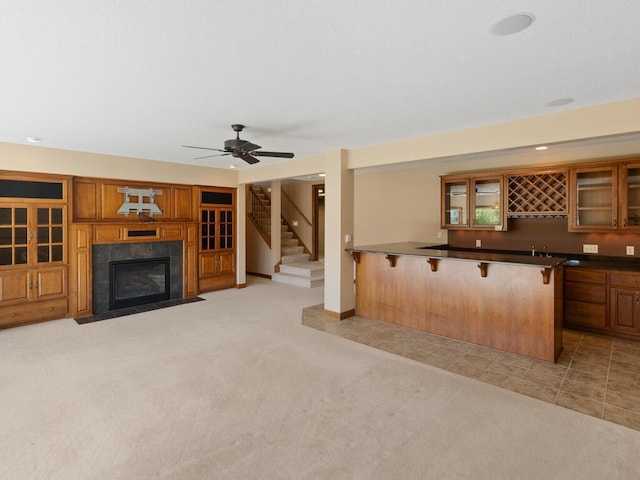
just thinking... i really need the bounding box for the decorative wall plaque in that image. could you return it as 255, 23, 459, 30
117, 187, 163, 217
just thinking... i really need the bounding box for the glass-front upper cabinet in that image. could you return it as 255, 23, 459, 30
470, 176, 506, 231
620, 163, 640, 230
441, 177, 469, 229
569, 165, 617, 231
0, 205, 65, 267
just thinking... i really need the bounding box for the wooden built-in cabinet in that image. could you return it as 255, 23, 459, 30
0, 172, 69, 328
568, 159, 640, 232
196, 187, 236, 292
73, 177, 193, 222
565, 266, 640, 338
441, 174, 506, 230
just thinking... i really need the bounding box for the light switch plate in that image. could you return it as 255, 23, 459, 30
583, 244, 598, 254
627, 246, 635, 256
475, 239, 482, 247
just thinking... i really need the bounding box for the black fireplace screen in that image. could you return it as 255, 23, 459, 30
109, 257, 170, 310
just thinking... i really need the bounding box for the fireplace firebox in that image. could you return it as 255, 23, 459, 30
109, 257, 170, 310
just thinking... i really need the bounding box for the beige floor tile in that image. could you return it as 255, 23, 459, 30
488, 360, 529, 379
513, 380, 559, 403
570, 350, 611, 367
555, 349, 575, 367
607, 369, 640, 389
565, 369, 608, 388
603, 404, 640, 430
610, 349, 640, 367
606, 378, 640, 397
609, 359, 640, 377
556, 391, 604, 418
447, 359, 487, 379
569, 357, 610, 377
478, 370, 512, 388
577, 344, 612, 358
605, 389, 640, 412
561, 379, 606, 403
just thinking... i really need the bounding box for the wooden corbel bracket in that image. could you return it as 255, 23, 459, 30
350, 251, 361, 264
477, 262, 488, 278
427, 258, 439, 272
385, 255, 398, 267
541, 268, 552, 285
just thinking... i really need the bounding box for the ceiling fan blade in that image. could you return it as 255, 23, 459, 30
252, 151, 295, 158
193, 153, 231, 160
237, 152, 260, 165
182, 144, 226, 152
238, 141, 261, 152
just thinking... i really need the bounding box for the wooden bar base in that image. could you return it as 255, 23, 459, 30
355, 252, 563, 362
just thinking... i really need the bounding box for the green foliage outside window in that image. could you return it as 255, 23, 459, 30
475, 208, 500, 225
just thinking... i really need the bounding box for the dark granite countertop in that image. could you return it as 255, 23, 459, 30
347, 242, 566, 268
348, 242, 640, 272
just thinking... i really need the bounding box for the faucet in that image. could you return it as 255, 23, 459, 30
542, 245, 549, 257
531, 244, 535, 257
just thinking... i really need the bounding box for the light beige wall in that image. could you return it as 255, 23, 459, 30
281, 179, 313, 252
246, 218, 273, 275
348, 98, 640, 169
353, 144, 640, 246
0, 142, 238, 187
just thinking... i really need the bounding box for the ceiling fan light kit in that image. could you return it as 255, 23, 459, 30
182, 124, 294, 165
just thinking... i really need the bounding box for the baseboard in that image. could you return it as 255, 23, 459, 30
235, 283, 247, 289
246, 272, 272, 279
323, 308, 355, 320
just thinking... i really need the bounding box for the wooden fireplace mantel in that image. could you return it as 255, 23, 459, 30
69, 221, 198, 318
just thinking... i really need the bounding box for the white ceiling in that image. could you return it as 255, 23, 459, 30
1, 1, 639, 170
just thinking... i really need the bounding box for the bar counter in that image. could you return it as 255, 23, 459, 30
348, 242, 565, 362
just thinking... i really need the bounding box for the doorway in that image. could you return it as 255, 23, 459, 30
312, 184, 325, 261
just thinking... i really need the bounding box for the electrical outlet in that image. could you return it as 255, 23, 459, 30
583, 244, 598, 254
436, 231, 443, 239
627, 246, 635, 256
475, 239, 482, 248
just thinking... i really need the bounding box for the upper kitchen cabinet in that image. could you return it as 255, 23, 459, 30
619, 162, 640, 231
441, 174, 506, 231
470, 175, 506, 231
569, 164, 618, 231
441, 176, 470, 229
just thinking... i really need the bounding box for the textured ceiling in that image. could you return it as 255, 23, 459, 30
1, 1, 639, 169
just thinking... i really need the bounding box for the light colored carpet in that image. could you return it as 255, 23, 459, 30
1, 277, 638, 480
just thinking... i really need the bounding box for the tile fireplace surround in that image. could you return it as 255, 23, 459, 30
92, 241, 183, 315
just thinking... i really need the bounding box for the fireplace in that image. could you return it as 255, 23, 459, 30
92, 241, 183, 314
109, 257, 170, 310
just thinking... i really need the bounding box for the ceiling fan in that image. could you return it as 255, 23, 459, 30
182, 124, 295, 165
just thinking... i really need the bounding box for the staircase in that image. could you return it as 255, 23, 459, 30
249, 185, 324, 288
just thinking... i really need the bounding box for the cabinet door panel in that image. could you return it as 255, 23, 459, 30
0, 270, 30, 303
34, 267, 67, 300
610, 287, 640, 334
199, 253, 219, 277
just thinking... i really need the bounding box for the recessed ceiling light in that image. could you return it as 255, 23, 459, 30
229, 164, 236, 169
545, 98, 575, 107
26, 136, 42, 143
319, 173, 326, 177
535, 146, 548, 151
490, 13, 535, 36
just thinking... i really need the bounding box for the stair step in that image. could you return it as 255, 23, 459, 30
281, 253, 310, 264
279, 261, 324, 278
281, 231, 294, 239
282, 238, 299, 247
272, 272, 324, 288
281, 246, 304, 255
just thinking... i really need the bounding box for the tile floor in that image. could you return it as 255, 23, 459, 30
302, 304, 640, 431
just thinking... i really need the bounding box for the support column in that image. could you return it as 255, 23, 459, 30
236, 184, 247, 288
270, 180, 282, 272
324, 149, 355, 319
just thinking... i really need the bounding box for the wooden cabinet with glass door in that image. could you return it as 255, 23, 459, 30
441, 176, 470, 229
196, 187, 236, 292
441, 174, 506, 231
619, 162, 640, 230
569, 165, 618, 231
0, 172, 69, 328
470, 175, 506, 231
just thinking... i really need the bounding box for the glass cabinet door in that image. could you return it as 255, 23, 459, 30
0, 207, 28, 266
622, 164, 640, 229
571, 166, 617, 230
442, 179, 469, 228
470, 177, 505, 230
